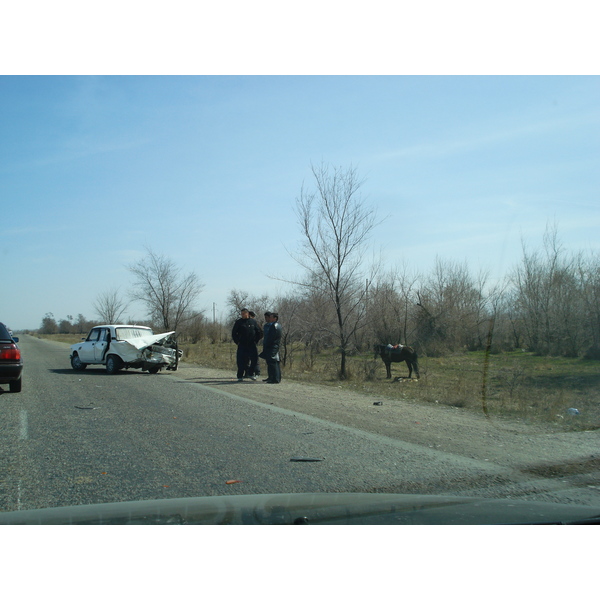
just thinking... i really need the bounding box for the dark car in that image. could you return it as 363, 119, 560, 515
0, 322, 22, 393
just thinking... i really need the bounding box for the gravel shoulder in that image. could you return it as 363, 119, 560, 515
172, 361, 600, 504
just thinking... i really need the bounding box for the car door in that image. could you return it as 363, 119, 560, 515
94, 328, 110, 362
78, 328, 101, 363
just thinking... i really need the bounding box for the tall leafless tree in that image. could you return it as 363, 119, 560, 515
577, 251, 600, 356
506, 223, 600, 357
128, 247, 204, 332
288, 163, 380, 379
367, 264, 421, 347
93, 287, 129, 323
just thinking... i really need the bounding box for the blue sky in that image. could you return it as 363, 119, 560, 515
2, 75, 599, 330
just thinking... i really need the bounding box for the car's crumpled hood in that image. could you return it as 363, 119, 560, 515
113, 331, 177, 363
117, 331, 176, 351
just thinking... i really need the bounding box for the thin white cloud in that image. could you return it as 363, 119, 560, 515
371, 110, 600, 163
6, 224, 73, 236
3, 136, 151, 173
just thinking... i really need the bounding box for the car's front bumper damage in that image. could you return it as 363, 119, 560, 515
140, 343, 181, 371
115, 332, 182, 371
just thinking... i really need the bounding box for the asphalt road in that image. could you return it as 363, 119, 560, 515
0, 335, 529, 512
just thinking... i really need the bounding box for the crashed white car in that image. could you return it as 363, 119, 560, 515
70, 325, 181, 375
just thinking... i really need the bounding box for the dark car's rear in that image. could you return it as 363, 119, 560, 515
0, 322, 22, 393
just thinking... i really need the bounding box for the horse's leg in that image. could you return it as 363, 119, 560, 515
385, 360, 391, 379
405, 359, 412, 379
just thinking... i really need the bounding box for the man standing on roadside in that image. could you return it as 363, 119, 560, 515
260, 311, 282, 384
232, 308, 263, 381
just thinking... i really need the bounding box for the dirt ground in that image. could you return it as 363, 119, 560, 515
171, 360, 600, 505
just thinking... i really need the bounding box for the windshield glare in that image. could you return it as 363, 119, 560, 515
2, 74, 598, 541
114, 327, 154, 340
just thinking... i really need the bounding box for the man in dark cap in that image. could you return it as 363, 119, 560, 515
260, 311, 282, 383
232, 308, 263, 381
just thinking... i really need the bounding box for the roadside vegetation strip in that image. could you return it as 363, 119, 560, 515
179, 340, 600, 430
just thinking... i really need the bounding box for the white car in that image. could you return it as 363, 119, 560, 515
70, 325, 181, 374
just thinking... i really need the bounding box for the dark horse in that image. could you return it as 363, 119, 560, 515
374, 344, 420, 380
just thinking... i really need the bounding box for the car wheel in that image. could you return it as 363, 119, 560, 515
71, 354, 87, 371
105, 355, 122, 374
148, 366, 160, 374
9, 378, 22, 393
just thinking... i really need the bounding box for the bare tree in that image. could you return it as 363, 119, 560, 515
287, 163, 380, 379
226, 289, 252, 323
128, 248, 204, 332
272, 293, 304, 368
415, 258, 490, 354
505, 223, 600, 357
367, 264, 421, 347
226, 289, 272, 325
93, 288, 129, 323
510, 225, 570, 355
40, 312, 57, 335
577, 251, 600, 357
178, 311, 206, 343
74, 313, 94, 334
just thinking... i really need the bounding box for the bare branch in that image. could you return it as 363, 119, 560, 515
128, 247, 204, 331
93, 288, 129, 323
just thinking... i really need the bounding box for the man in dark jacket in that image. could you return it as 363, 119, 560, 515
232, 308, 263, 381
260, 311, 282, 384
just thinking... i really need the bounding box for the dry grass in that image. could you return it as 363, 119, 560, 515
37, 333, 84, 345
182, 340, 600, 431
37, 334, 600, 431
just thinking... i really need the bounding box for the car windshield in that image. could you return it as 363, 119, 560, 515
1, 71, 599, 578
114, 327, 153, 341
